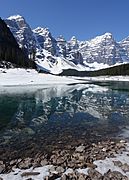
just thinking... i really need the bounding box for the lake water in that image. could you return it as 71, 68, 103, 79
0, 82, 129, 159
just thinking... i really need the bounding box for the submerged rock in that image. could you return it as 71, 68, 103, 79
18, 158, 32, 169
87, 169, 102, 179
0, 161, 5, 173
40, 159, 48, 166
75, 145, 85, 153
103, 170, 128, 180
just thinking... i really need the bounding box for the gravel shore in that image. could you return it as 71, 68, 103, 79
1, 139, 129, 179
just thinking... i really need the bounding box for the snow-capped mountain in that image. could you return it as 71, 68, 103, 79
4, 15, 129, 74
79, 33, 129, 65
5, 15, 36, 54
0, 16, 35, 68
120, 36, 129, 58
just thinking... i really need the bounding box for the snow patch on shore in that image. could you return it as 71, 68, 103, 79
0, 165, 53, 180
1, 143, 129, 179
0, 68, 129, 87
94, 143, 129, 177
0, 68, 86, 86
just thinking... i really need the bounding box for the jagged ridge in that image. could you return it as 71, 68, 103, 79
4, 15, 129, 74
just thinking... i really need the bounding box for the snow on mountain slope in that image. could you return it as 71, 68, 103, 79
79, 33, 129, 65
4, 15, 129, 74
35, 49, 87, 74
120, 36, 129, 60
33, 27, 87, 74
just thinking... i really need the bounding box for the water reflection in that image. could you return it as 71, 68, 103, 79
0, 83, 129, 155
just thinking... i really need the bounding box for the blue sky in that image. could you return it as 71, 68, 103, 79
1, 0, 129, 41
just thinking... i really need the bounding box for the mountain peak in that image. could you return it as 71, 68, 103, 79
57, 35, 66, 42
7, 15, 24, 21
96, 32, 113, 40
70, 36, 77, 40
69, 36, 78, 43
103, 32, 112, 36
6, 14, 29, 30
88, 32, 114, 46
102, 32, 113, 39
33, 27, 50, 37
34, 27, 49, 32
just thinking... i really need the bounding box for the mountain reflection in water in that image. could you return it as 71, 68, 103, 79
0, 82, 129, 158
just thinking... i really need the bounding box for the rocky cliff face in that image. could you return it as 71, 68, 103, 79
5, 15, 36, 57
79, 33, 129, 65
0, 17, 34, 68
4, 15, 129, 74
120, 36, 129, 58
33, 27, 57, 56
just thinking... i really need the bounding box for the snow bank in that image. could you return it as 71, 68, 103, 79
0, 68, 129, 87
0, 68, 86, 86
94, 145, 129, 177
0, 165, 53, 180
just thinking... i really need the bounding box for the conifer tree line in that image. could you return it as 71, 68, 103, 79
0, 17, 36, 68
60, 63, 129, 76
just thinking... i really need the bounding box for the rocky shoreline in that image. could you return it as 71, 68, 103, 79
1, 139, 129, 179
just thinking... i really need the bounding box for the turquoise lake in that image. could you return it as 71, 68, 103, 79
0, 82, 129, 159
